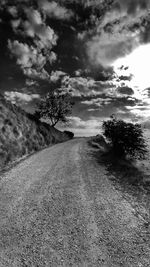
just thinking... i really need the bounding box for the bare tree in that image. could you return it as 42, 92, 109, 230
35, 90, 73, 127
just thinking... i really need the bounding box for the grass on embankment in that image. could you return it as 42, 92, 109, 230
0, 95, 71, 170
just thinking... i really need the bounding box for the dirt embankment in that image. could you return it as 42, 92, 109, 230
0, 95, 71, 170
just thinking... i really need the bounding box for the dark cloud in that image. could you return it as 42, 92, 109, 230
74, 67, 114, 81
119, 75, 132, 81
117, 86, 134, 95
144, 88, 150, 97
115, 0, 149, 14
119, 66, 129, 71
140, 16, 150, 43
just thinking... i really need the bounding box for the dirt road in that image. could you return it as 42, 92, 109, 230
0, 138, 150, 266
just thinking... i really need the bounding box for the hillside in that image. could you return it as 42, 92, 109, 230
0, 95, 70, 170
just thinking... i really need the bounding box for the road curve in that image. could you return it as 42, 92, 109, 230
0, 138, 150, 266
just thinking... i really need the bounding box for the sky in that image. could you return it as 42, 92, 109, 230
1, 0, 150, 136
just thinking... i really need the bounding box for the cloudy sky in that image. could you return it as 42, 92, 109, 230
1, 0, 150, 136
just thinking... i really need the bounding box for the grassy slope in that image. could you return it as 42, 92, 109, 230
0, 96, 70, 169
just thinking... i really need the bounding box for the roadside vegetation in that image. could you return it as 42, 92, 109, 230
102, 115, 148, 160
90, 115, 150, 195
89, 117, 150, 219
90, 115, 148, 161
0, 93, 74, 170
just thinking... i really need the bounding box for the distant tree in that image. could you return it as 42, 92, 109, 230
35, 90, 73, 127
102, 115, 148, 159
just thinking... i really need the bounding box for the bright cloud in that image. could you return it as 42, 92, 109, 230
4, 91, 40, 104
26, 79, 38, 86
8, 40, 46, 69
7, 6, 18, 17
68, 116, 101, 129
8, 38, 57, 80
8, 6, 58, 81
116, 0, 150, 14
86, 26, 140, 67
62, 76, 115, 97
126, 105, 150, 118
50, 70, 66, 83
12, 8, 58, 49
38, 0, 73, 20
62, 116, 101, 136
81, 98, 112, 108
24, 68, 50, 80
113, 44, 150, 90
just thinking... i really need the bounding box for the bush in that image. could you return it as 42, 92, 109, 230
64, 130, 74, 139
102, 116, 148, 159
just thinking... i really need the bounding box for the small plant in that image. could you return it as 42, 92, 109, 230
102, 116, 148, 159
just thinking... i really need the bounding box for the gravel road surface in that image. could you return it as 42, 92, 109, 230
0, 138, 150, 266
